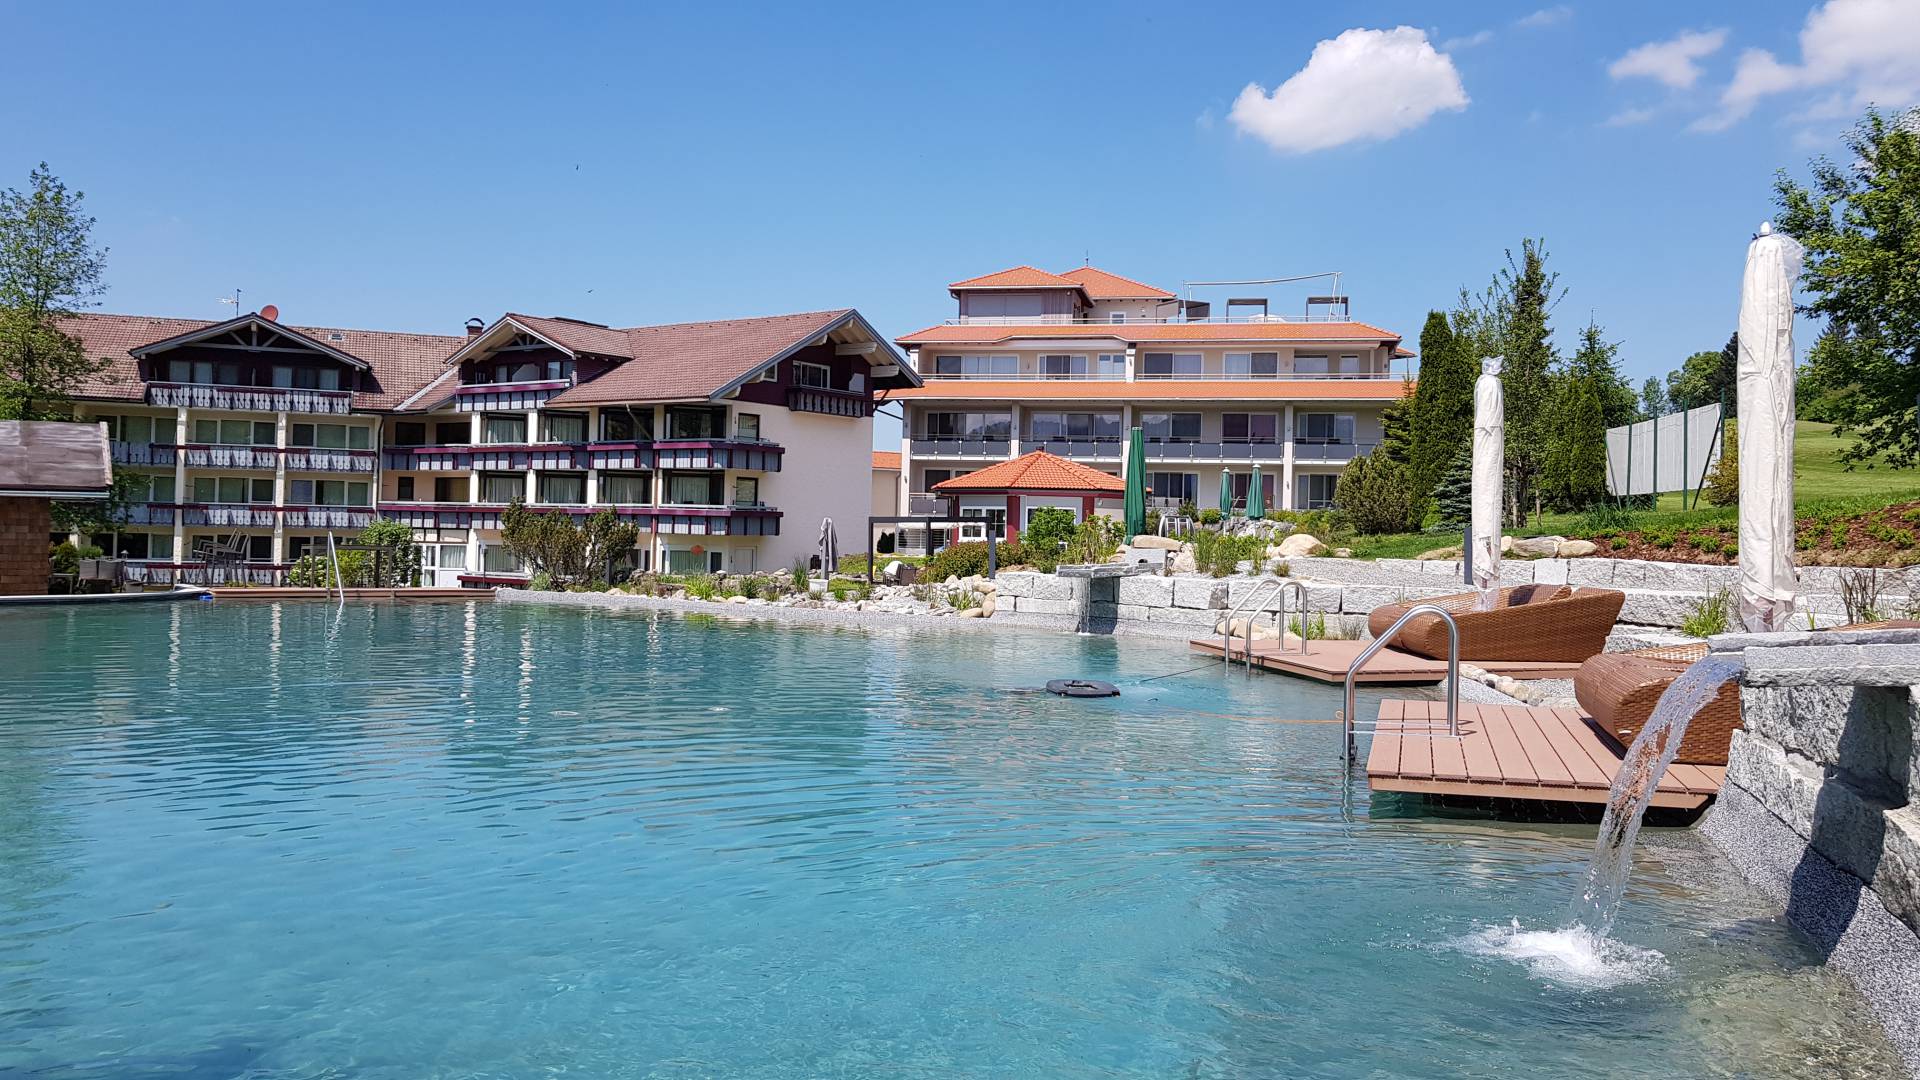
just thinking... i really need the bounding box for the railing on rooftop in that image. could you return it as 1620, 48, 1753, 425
945, 313, 1362, 326
912, 370, 1397, 381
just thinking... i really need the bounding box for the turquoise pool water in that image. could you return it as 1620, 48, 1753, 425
0, 600, 1898, 1078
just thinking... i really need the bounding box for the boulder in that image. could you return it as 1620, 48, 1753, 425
1556, 539, 1598, 558
1416, 546, 1462, 561
1332, 547, 1353, 558
882, 559, 906, 582
1130, 534, 1183, 551
1276, 533, 1327, 558
1500, 535, 1515, 554
1510, 536, 1564, 558
1171, 550, 1198, 573
957, 607, 987, 618
980, 594, 997, 616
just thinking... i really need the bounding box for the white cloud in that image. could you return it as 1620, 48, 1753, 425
1603, 106, 1659, 127
1515, 6, 1573, 29
1695, 0, 1920, 131
1228, 27, 1469, 154
1441, 28, 1494, 51
1607, 29, 1728, 90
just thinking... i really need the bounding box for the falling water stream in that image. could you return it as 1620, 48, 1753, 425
1569, 653, 1745, 936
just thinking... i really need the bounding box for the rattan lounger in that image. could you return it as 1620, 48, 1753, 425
1366, 585, 1626, 665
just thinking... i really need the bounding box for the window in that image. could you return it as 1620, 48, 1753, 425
600, 409, 652, 442
733, 476, 759, 506
466, 358, 574, 385
107, 415, 155, 443
481, 414, 527, 444
1230, 471, 1277, 509
959, 506, 1008, 540
433, 476, 468, 503
1297, 413, 1356, 444
270, 365, 343, 390
1339, 354, 1361, 374
667, 472, 721, 505
922, 412, 1011, 441
291, 423, 370, 449
193, 476, 274, 503
289, 480, 369, 506
542, 412, 587, 443
666, 548, 721, 575
536, 472, 586, 504
435, 421, 471, 445
396, 476, 415, 500
1296, 473, 1338, 510
1140, 353, 1203, 378
1095, 354, 1127, 379
131, 474, 176, 504
1141, 413, 1202, 443
110, 532, 155, 559
1148, 471, 1198, 503
1029, 412, 1121, 443
482, 546, 524, 574
392, 422, 426, 446
480, 473, 525, 503
667, 407, 725, 439
734, 413, 760, 441
793, 362, 832, 389
166, 359, 242, 385
247, 536, 274, 562
1222, 413, 1280, 444
193, 419, 274, 445
600, 471, 652, 504
1224, 352, 1280, 378
931, 354, 1018, 378
1109, 312, 1126, 324
1040, 354, 1088, 379
1294, 354, 1330, 375
428, 544, 468, 571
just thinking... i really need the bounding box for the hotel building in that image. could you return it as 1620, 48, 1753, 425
62, 306, 912, 585
887, 265, 1410, 537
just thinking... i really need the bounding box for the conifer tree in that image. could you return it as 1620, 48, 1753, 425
1432, 446, 1473, 529
1407, 309, 1474, 499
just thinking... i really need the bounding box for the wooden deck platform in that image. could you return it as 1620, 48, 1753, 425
1188, 637, 1584, 684
1365, 700, 1725, 810
208, 587, 493, 601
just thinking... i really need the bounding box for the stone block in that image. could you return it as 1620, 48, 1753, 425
1533, 558, 1569, 586
1173, 577, 1228, 609
1566, 559, 1619, 586
1117, 575, 1175, 607
1012, 596, 1078, 616
995, 572, 1038, 598
1744, 644, 1920, 689
1144, 605, 1220, 627
1115, 603, 1152, 622
1088, 601, 1118, 620
1618, 589, 1713, 628
1024, 574, 1076, 600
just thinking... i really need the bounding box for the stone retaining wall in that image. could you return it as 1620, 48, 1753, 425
1700, 632, 1920, 1075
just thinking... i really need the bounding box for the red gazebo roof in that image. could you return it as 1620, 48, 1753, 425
931, 450, 1124, 495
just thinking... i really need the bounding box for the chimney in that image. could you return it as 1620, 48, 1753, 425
465, 317, 485, 337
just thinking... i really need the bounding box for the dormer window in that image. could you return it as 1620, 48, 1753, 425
793, 361, 832, 390
270, 364, 344, 390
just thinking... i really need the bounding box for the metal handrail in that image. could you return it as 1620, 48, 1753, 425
1341, 604, 1460, 761
1245, 580, 1308, 665
1219, 578, 1308, 670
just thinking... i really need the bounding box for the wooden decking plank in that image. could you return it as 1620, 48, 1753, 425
1500, 705, 1580, 788
1368, 700, 1406, 778
1455, 706, 1502, 781
1665, 762, 1720, 795
1425, 701, 1471, 781
1540, 708, 1617, 790
1395, 702, 1435, 781
1474, 705, 1538, 785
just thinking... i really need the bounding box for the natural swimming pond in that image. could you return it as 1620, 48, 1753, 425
0, 600, 1900, 1078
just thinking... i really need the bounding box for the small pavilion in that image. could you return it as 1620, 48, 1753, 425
930, 450, 1124, 541
0, 421, 113, 594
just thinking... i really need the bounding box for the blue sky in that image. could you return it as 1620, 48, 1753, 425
6, 2, 1915, 448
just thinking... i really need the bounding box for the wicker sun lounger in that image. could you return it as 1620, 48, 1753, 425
1575, 620, 1920, 766
1366, 585, 1626, 664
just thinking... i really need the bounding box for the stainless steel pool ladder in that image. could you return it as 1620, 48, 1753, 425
325, 531, 345, 609
1340, 603, 1460, 762
1219, 579, 1307, 670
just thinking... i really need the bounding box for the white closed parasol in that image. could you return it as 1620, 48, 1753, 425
1472, 356, 1505, 611
1736, 223, 1804, 632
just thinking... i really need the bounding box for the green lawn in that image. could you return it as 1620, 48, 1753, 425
1343, 421, 1920, 560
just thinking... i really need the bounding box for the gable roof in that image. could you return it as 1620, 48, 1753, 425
129, 313, 374, 370
543, 309, 910, 406
1058, 266, 1175, 300
931, 450, 1125, 494
948, 265, 1084, 291
872, 450, 901, 471
57, 312, 465, 410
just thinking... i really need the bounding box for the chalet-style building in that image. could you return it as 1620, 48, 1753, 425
60, 304, 913, 585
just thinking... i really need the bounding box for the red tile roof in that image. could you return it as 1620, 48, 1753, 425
888, 379, 1412, 402
507, 313, 641, 358
543, 309, 861, 406
1058, 266, 1174, 299
896, 320, 1403, 347
947, 265, 1084, 291
872, 451, 901, 471
931, 450, 1124, 494
59, 313, 465, 410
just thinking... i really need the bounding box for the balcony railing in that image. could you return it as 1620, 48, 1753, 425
111, 442, 376, 472
945, 313, 1361, 326
147, 382, 352, 415
912, 370, 1129, 381
178, 446, 281, 470
909, 437, 1011, 457
1142, 441, 1288, 462
1132, 371, 1394, 381
282, 449, 377, 473
378, 500, 780, 537
1293, 440, 1376, 463
1025, 438, 1123, 459
787, 386, 871, 418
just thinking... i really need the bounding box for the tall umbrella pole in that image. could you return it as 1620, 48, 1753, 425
1737, 222, 1804, 632
1123, 427, 1147, 538
1471, 356, 1505, 611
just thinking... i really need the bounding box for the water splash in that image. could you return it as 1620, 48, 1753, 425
1451, 921, 1668, 989
1569, 654, 1744, 936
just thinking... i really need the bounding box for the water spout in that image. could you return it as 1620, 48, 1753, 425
1568, 652, 1744, 936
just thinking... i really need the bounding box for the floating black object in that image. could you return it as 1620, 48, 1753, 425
1045, 679, 1120, 698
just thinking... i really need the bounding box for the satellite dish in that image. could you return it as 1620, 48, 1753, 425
260, 304, 280, 321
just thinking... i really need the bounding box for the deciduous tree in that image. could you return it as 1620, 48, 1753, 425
0, 164, 109, 419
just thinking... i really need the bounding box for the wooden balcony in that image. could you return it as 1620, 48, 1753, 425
147, 382, 352, 415
787, 386, 871, 418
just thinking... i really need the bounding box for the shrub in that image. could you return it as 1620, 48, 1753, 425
921, 539, 1027, 582
287, 554, 332, 588
1680, 588, 1732, 637
355, 519, 420, 587
1198, 508, 1223, 526
1703, 421, 1738, 507
1836, 568, 1887, 624
828, 579, 852, 602
1334, 451, 1423, 536
529, 570, 554, 592
1288, 612, 1328, 640
685, 574, 720, 600
1577, 503, 1636, 535
500, 501, 640, 587
790, 560, 809, 592
737, 577, 761, 599
1272, 560, 1291, 577
1192, 530, 1264, 577
1610, 536, 1630, 550
49, 542, 102, 577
